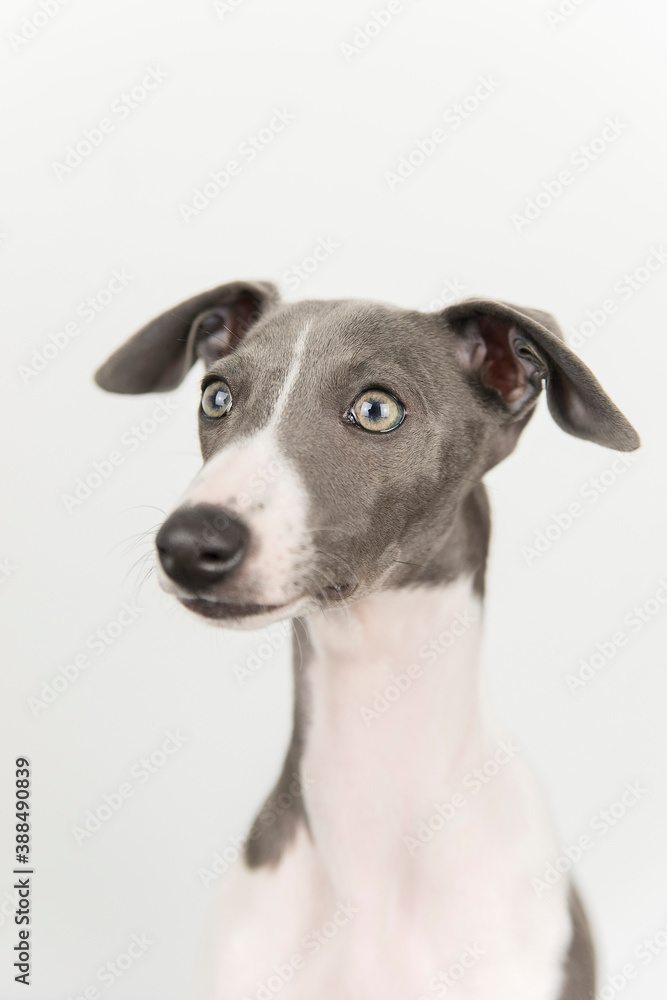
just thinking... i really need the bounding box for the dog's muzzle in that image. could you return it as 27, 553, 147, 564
156, 503, 248, 593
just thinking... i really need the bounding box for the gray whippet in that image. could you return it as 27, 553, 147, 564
96, 281, 639, 999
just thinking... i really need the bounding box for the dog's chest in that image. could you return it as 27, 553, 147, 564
199, 821, 571, 1000
196, 583, 572, 999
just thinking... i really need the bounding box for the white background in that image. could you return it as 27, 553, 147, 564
1, 0, 666, 997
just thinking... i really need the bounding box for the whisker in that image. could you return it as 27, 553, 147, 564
124, 549, 154, 584
134, 565, 157, 604
118, 524, 162, 556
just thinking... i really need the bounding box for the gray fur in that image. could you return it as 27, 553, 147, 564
559, 886, 596, 999
95, 280, 279, 393
245, 618, 312, 867
95, 280, 635, 989
170, 293, 634, 612
445, 298, 639, 451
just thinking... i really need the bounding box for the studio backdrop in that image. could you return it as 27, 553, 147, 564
1, 1, 666, 998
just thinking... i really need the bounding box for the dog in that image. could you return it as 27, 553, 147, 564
96, 281, 639, 999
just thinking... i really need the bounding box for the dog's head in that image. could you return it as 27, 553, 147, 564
96, 281, 639, 627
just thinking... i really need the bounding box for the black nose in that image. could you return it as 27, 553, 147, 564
156, 504, 248, 593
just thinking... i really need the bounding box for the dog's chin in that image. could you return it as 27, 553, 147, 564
181, 597, 282, 619
175, 583, 358, 630
176, 594, 308, 630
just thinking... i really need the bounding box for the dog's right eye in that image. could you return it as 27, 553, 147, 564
201, 380, 233, 419
350, 388, 405, 433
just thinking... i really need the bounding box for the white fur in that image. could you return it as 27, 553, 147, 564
160, 327, 574, 996
194, 580, 572, 1000
178, 430, 309, 607
159, 326, 314, 611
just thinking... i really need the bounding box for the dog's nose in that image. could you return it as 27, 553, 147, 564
156, 504, 248, 592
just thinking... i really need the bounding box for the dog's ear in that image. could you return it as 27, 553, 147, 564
94, 280, 280, 393
443, 298, 639, 452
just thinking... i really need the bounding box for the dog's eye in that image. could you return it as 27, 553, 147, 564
201, 380, 233, 419
350, 389, 405, 433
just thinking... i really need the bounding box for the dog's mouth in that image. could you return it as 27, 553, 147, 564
180, 597, 285, 620
178, 583, 356, 621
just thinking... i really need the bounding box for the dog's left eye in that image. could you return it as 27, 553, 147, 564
350, 389, 405, 433
201, 380, 233, 419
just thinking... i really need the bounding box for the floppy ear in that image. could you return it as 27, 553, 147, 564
94, 280, 280, 393
443, 298, 640, 452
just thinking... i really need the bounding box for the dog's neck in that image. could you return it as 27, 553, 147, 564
299, 575, 491, 893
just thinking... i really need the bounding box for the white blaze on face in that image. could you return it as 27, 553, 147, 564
176, 325, 312, 605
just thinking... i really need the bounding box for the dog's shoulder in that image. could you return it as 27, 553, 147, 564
558, 884, 596, 1000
